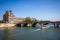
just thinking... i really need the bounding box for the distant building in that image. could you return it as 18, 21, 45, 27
3, 10, 24, 23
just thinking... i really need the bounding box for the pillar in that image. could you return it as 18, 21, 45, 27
21, 24, 23, 27
54, 23, 59, 28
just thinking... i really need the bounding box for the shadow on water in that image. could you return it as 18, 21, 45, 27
3, 27, 14, 40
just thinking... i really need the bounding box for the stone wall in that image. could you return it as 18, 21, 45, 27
0, 23, 16, 28
3, 10, 24, 23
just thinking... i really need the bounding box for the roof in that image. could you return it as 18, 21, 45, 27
3, 10, 15, 17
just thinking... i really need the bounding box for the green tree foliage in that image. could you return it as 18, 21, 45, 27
31, 19, 39, 22
24, 17, 31, 22
0, 20, 3, 23
23, 17, 40, 23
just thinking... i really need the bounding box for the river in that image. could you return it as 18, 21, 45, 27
0, 25, 60, 40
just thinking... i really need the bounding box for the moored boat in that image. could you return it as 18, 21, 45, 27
42, 25, 48, 29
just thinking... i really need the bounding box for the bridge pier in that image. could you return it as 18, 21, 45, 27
23, 23, 32, 27
32, 22, 37, 27
23, 23, 27, 27
54, 23, 59, 28
27, 23, 32, 27
21, 24, 23, 27
16, 23, 23, 27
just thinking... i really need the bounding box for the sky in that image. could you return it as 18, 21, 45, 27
0, 0, 60, 21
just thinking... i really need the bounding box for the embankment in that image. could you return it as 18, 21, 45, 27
0, 23, 16, 28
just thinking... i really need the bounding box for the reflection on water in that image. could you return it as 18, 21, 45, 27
0, 25, 60, 40
3, 27, 15, 40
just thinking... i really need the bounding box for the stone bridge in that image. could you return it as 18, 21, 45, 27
16, 21, 60, 28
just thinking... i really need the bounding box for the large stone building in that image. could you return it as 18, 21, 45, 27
3, 10, 24, 23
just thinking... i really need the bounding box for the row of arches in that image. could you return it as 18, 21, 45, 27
16, 22, 60, 28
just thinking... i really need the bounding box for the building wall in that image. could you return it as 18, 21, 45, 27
3, 10, 24, 23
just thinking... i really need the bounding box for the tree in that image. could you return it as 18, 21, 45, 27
31, 18, 40, 22
23, 17, 31, 22
23, 17, 40, 23
31, 19, 37, 22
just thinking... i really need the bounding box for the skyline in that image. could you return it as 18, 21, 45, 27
0, 0, 60, 21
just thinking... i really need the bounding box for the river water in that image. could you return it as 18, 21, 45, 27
0, 25, 60, 40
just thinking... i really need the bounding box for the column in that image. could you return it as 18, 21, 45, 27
54, 23, 59, 28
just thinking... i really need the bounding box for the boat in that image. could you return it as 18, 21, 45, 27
42, 25, 48, 29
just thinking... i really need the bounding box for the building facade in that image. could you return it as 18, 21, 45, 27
3, 10, 24, 23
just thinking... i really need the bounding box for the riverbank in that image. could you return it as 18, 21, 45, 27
0, 23, 16, 28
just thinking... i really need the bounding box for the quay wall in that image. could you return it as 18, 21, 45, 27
0, 23, 16, 28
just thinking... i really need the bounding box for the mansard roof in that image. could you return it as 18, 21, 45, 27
3, 10, 15, 17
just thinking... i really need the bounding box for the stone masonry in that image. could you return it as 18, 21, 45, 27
3, 10, 24, 23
